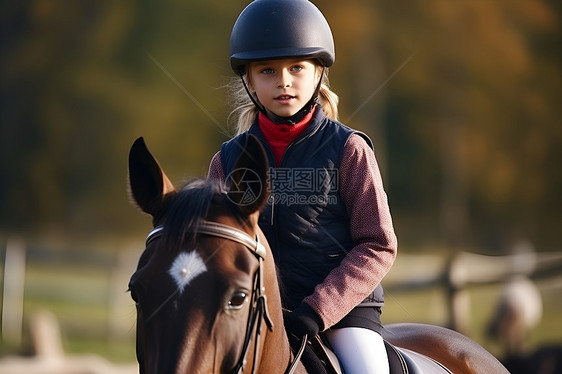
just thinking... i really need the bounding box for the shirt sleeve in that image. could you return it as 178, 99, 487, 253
207, 151, 226, 181
303, 133, 398, 329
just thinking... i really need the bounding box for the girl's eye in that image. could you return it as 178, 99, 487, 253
261, 68, 274, 75
291, 65, 304, 72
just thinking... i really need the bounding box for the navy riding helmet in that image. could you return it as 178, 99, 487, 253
229, 0, 335, 76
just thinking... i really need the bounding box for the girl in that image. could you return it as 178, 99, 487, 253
208, 1, 397, 373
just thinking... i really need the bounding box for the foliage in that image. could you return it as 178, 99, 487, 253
1, 0, 560, 252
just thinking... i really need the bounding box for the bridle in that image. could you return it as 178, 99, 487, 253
144, 220, 306, 374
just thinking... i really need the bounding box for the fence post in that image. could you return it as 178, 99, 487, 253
2, 237, 27, 346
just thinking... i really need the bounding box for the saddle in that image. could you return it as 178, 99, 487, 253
308, 335, 452, 374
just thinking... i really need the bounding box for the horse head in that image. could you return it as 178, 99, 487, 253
127, 136, 290, 374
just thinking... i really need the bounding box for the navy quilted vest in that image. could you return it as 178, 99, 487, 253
220, 108, 384, 310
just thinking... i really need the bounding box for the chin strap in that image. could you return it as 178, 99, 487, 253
241, 75, 268, 115
240, 68, 325, 125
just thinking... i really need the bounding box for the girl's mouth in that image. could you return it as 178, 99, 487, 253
275, 95, 295, 103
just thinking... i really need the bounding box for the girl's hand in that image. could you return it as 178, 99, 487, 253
285, 303, 323, 339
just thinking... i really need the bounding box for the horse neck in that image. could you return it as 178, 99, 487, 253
256, 230, 307, 374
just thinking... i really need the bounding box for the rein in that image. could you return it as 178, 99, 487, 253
144, 220, 306, 374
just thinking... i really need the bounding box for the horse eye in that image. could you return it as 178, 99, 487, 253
227, 291, 248, 310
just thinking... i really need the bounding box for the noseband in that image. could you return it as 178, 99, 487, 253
145, 220, 304, 374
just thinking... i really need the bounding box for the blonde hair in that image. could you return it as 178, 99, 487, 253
227, 67, 339, 136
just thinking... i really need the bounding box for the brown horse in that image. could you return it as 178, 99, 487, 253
127, 135, 508, 374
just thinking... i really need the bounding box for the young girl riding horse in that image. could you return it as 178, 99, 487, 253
208, 1, 397, 372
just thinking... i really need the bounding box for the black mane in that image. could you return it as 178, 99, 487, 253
162, 178, 228, 251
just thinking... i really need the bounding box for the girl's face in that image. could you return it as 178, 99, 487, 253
247, 59, 321, 118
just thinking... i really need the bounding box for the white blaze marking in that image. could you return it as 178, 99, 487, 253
168, 251, 207, 294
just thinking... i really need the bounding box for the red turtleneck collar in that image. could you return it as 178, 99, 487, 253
258, 107, 316, 167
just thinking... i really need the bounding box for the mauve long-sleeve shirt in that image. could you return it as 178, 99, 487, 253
207, 116, 397, 330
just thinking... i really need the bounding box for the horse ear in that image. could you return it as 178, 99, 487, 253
227, 134, 270, 215
128, 137, 175, 218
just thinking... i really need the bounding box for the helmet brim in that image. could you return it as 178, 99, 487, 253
230, 47, 334, 75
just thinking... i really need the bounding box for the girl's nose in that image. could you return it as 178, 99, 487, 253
277, 70, 291, 88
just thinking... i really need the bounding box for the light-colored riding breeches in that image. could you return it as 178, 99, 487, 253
325, 327, 389, 374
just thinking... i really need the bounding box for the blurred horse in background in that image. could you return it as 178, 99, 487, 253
486, 275, 543, 356
486, 274, 562, 374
